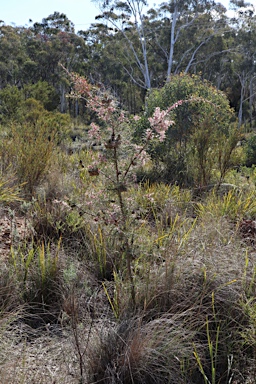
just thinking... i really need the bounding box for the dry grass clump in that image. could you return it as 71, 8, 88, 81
87, 314, 197, 384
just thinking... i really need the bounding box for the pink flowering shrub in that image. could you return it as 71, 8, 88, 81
64, 69, 188, 301
65, 71, 196, 229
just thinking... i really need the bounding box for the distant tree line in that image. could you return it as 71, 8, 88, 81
0, 1, 255, 127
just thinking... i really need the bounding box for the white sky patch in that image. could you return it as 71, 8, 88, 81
0, 0, 250, 31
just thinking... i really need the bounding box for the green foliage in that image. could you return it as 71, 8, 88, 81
136, 74, 238, 186
241, 298, 256, 350
23, 81, 59, 111
11, 241, 60, 290
0, 99, 70, 196
32, 12, 75, 35
0, 82, 60, 124
193, 292, 226, 384
245, 134, 256, 167
190, 119, 240, 186
28, 195, 84, 243
146, 73, 234, 135
87, 225, 109, 280
0, 85, 23, 122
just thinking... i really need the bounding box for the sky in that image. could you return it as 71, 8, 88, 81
1, 0, 232, 32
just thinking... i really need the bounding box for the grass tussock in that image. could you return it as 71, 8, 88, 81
87, 315, 197, 384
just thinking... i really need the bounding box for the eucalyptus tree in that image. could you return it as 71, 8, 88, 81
90, 0, 234, 92
228, 1, 256, 126
179, 8, 238, 93
28, 13, 89, 112
149, 0, 232, 80
92, 0, 152, 90
79, 22, 146, 112
32, 12, 75, 35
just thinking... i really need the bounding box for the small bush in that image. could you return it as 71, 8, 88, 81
10, 241, 64, 326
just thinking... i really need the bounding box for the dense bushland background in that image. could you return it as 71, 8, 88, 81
0, 1, 256, 383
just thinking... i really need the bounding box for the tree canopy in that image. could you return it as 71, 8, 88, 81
0, 1, 254, 124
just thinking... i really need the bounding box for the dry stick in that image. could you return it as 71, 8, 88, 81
122, 137, 150, 180
70, 293, 90, 384
113, 144, 136, 309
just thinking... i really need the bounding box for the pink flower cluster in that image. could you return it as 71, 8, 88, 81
87, 96, 118, 124
148, 107, 174, 142
69, 69, 184, 146
88, 122, 101, 140
147, 100, 184, 142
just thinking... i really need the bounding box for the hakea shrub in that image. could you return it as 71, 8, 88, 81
64, 69, 187, 304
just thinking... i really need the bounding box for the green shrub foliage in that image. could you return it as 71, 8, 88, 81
135, 73, 239, 186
